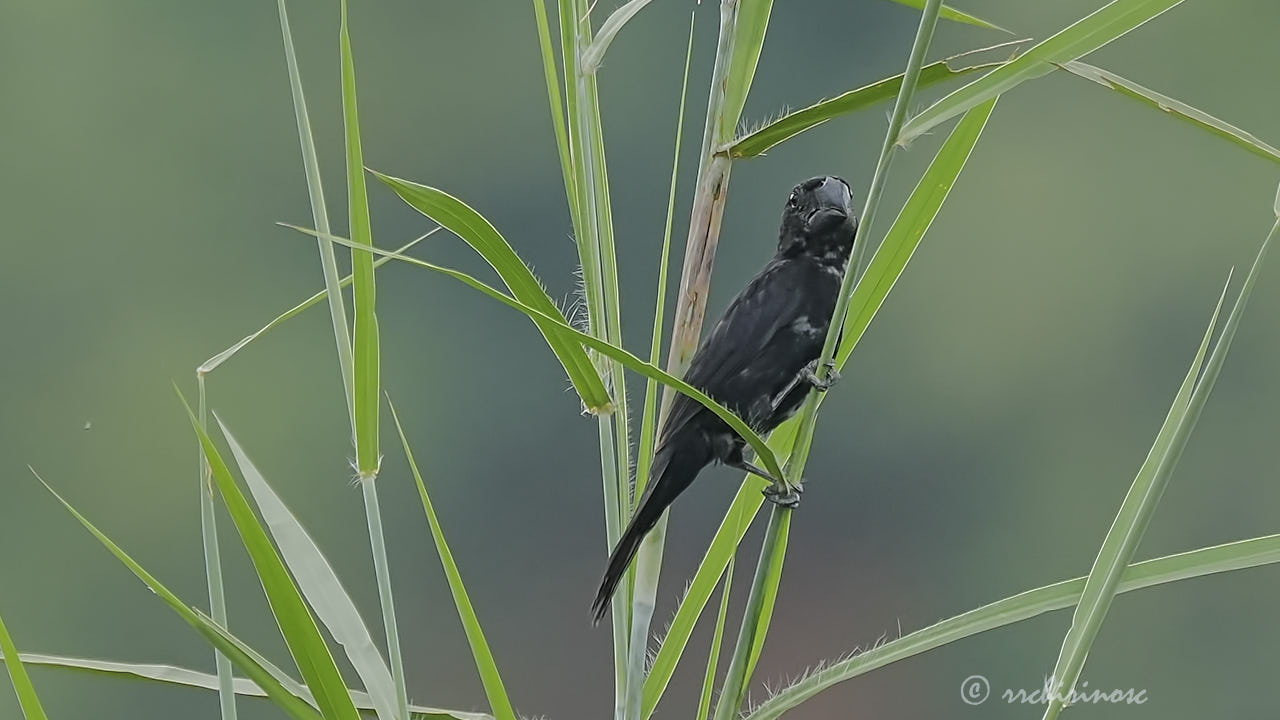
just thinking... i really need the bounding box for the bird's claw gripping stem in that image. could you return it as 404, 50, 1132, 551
803, 359, 840, 392
762, 478, 804, 508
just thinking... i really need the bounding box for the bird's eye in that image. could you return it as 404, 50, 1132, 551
786, 193, 798, 208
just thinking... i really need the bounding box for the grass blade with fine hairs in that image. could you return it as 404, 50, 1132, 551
713, 4, 946, 717
388, 400, 517, 720
216, 415, 398, 720
178, 392, 361, 720
718, 0, 774, 142
695, 558, 733, 720
0, 605, 48, 720
724, 41, 1015, 158
281, 225, 785, 483
624, 13, 696, 720
643, 92, 996, 720
1062, 61, 1280, 166
899, 0, 1186, 145
371, 171, 613, 413
740, 532, 1280, 719
30, 469, 324, 720
1042, 205, 1277, 720
885, 0, 1010, 32
340, 6, 408, 718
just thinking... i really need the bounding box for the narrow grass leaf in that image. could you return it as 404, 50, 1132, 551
371, 171, 613, 413
177, 395, 361, 720
695, 558, 733, 720
742, 533, 1280, 719
719, 0, 775, 142
838, 96, 998, 364
1063, 61, 1280, 166
217, 416, 398, 720
388, 400, 517, 720
3, 655, 493, 720
283, 224, 784, 484
885, 0, 1010, 32
278, 0, 355, 431
899, 0, 1186, 145
1042, 279, 1224, 718
31, 470, 323, 720
739, 509, 790, 704
529, 0, 578, 224
726, 47, 1007, 158
1043, 213, 1276, 719
0, 606, 48, 719
582, 0, 655, 73
341, 0, 381, 477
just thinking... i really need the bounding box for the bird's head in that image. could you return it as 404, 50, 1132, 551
777, 175, 857, 267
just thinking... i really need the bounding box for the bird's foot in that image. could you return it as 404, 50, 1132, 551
762, 479, 804, 508
802, 360, 840, 392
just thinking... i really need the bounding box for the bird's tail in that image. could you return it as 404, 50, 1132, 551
591, 435, 710, 624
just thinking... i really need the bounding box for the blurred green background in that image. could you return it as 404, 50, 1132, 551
3, 0, 1278, 718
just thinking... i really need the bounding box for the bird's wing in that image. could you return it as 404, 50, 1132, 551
659, 259, 809, 442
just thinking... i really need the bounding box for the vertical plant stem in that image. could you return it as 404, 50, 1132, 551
559, 2, 630, 713
711, 509, 788, 720
714, 2, 945, 715
197, 373, 236, 720
362, 481, 409, 720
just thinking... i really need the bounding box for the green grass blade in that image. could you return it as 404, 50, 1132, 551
714, 509, 789, 720
1063, 61, 1280, 166
529, 0, 578, 228
280, 224, 785, 483
216, 416, 398, 720
726, 46, 1009, 158
30, 470, 324, 720
197, 377, 235, 720
1041, 281, 1221, 716
622, 15, 697, 718
885, 0, 1010, 32
177, 394, 361, 720
718, 0, 774, 142
387, 400, 517, 720
695, 558, 733, 720
200, 233, 432, 374
581, 0, 655, 73
341, 0, 382, 480
837, 96, 998, 364
278, 0, 355, 432
370, 171, 613, 414
899, 0, 1186, 145
0, 606, 48, 719
2, 654, 492, 720
741, 533, 1280, 719
1043, 212, 1277, 719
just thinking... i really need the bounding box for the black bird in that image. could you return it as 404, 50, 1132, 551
592, 176, 857, 623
